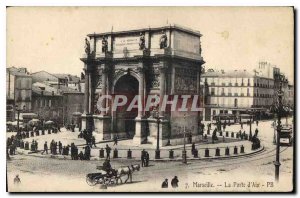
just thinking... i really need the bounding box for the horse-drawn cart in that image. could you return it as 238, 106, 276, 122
86, 170, 119, 186
86, 164, 140, 186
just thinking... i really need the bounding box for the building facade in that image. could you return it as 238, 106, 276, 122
6, 67, 32, 121
201, 66, 274, 121
32, 82, 63, 125
32, 82, 85, 126
31, 71, 81, 91
81, 25, 204, 146
62, 91, 84, 125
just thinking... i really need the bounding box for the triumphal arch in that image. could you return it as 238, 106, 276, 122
80, 25, 204, 146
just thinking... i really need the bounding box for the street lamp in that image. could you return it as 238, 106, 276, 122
182, 114, 187, 164
274, 82, 284, 182
273, 119, 276, 145
152, 107, 161, 159
15, 105, 25, 132
248, 111, 253, 141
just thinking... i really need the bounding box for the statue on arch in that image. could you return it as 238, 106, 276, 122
159, 31, 168, 49
139, 32, 145, 50
85, 38, 90, 55
102, 36, 108, 53
81, 72, 85, 80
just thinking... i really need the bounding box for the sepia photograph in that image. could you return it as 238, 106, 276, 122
5, 6, 294, 192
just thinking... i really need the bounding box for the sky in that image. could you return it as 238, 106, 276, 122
6, 7, 294, 83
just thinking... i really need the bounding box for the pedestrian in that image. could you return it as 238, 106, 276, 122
105, 144, 111, 160
256, 120, 259, 126
78, 151, 84, 160
191, 143, 195, 155
145, 151, 149, 167
141, 149, 146, 167
50, 140, 55, 154
171, 176, 179, 188
91, 136, 97, 147
54, 142, 58, 155
255, 128, 259, 137
58, 141, 62, 154
188, 133, 192, 144
14, 175, 21, 184
35, 141, 38, 152
42, 141, 48, 154
66, 144, 70, 156
113, 135, 118, 146
85, 145, 91, 160
70, 144, 74, 159
161, 179, 168, 188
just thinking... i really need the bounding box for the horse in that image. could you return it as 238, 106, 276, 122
117, 164, 140, 184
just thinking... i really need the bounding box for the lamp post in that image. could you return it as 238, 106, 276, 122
182, 114, 187, 164
152, 108, 161, 159
15, 105, 25, 132
249, 114, 252, 141
274, 83, 284, 182
273, 119, 276, 145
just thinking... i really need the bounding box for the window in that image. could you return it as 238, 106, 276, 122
247, 88, 250, 96
248, 79, 250, 86
221, 88, 225, 96
211, 88, 215, 96
241, 78, 244, 86
49, 99, 52, 107
228, 87, 232, 96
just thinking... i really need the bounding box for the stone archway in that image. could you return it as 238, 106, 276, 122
114, 74, 139, 138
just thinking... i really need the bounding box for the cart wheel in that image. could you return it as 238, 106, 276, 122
86, 176, 97, 186
98, 177, 104, 184
104, 177, 111, 185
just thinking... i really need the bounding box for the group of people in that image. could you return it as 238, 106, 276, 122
161, 176, 179, 188
78, 129, 97, 148
7, 135, 18, 156
141, 149, 150, 167
40, 139, 92, 160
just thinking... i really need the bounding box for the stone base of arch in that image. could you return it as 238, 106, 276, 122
147, 117, 169, 147
93, 115, 111, 140
132, 117, 148, 145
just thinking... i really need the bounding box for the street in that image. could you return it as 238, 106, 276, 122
7, 119, 294, 192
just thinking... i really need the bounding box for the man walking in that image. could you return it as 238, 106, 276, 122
171, 176, 179, 188
91, 136, 97, 148
105, 144, 111, 160
113, 135, 118, 146
145, 151, 150, 167
141, 149, 146, 167
58, 141, 62, 154
161, 179, 168, 188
